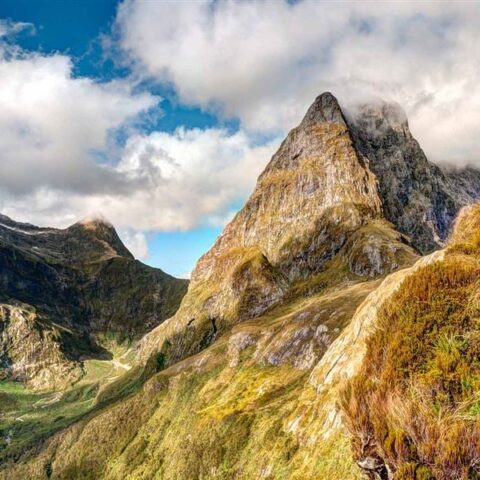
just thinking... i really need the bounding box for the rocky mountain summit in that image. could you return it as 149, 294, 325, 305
2, 92, 480, 479
138, 92, 479, 368
347, 101, 480, 253
0, 215, 187, 389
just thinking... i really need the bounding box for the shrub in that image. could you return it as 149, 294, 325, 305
341, 220, 480, 479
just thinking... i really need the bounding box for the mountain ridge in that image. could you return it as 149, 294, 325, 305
0, 214, 188, 390
0, 213, 133, 264
346, 100, 480, 253
2, 92, 480, 479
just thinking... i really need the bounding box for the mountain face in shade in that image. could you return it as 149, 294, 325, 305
347, 102, 480, 253
3, 93, 480, 480
0, 215, 188, 389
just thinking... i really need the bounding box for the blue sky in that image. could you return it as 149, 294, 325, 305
0, 0, 245, 277
0, 1, 478, 278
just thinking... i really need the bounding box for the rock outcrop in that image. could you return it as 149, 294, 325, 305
0, 304, 81, 390
347, 101, 480, 253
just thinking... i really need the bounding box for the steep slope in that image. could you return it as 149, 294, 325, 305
2, 92, 480, 479
348, 102, 480, 253
0, 276, 386, 479
0, 215, 187, 390
341, 203, 480, 479
1, 248, 445, 479
138, 92, 416, 366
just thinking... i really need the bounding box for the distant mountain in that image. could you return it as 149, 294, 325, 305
0, 215, 187, 390
2, 93, 480, 479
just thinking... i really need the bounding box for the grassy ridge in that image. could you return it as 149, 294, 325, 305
0, 275, 379, 479
341, 204, 480, 479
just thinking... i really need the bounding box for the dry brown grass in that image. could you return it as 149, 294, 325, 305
341, 206, 480, 479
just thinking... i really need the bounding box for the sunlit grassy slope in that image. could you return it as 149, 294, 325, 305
1, 272, 380, 479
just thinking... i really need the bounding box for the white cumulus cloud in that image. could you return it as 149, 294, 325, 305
0, 50, 157, 195
0, 23, 278, 261
115, 0, 480, 166
1, 127, 278, 232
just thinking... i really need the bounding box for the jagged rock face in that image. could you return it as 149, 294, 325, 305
446, 167, 480, 204
0, 215, 187, 389
347, 102, 480, 253
193, 93, 382, 284
138, 93, 417, 366
0, 304, 81, 390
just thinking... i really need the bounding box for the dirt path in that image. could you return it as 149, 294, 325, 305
111, 360, 131, 371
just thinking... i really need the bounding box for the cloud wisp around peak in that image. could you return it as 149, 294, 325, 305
116, 0, 480, 167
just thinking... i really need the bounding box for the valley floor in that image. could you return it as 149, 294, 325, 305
0, 349, 134, 465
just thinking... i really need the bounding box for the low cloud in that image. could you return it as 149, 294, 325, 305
116, 1, 480, 167
118, 229, 149, 260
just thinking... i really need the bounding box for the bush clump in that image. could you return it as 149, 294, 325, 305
341, 205, 480, 479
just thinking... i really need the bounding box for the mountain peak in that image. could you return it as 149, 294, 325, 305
67, 216, 133, 262
138, 92, 480, 371
349, 100, 409, 138
300, 91, 346, 126
76, 215, 114, 231
0, 211, 188, 391
0, 213, 133, 264
347, 99, 480, 253
137, 93, 421, 366
194, 91, 384, 285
